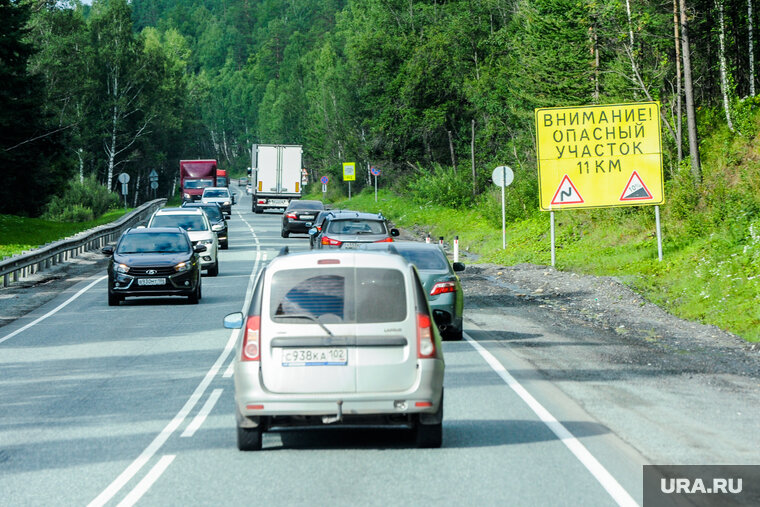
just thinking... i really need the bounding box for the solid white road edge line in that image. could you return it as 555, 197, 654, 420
115, 455, 175, 507
0, 275, 107, 345
464, 333, 639, 507
181, 388, 223, 438
89, 244, 263, 507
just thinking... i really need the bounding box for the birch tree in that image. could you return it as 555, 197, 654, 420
716, 0, 734, 131
750, 0, 756, 96
90, 0, 153, 191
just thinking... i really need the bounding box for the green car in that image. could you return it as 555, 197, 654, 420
360, 241, 465, 340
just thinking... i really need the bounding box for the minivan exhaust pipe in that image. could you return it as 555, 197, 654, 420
322, 400, 343, 424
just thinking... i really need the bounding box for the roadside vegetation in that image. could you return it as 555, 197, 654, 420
0, 210, 129, 260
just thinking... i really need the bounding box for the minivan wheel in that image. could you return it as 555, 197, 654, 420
281, 229, 289, 238
415, 393, 443, 448
415, 419, 442, 448
208, 259, 219, 277
237, 424, 262, 451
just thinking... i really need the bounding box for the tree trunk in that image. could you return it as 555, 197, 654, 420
133, 171, 141, 207
680, 0, 702, 182
625, 0, 638, 95
750, 0, 756, 96
673, 0, 683, 163
106, 71, 118, 191
471, 119, 476, 198
717, 0, 734, 131
448, 130, 457, 173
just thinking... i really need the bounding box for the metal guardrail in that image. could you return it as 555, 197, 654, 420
0, 199, 167, 288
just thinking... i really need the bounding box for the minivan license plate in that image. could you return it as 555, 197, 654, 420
282, 348, 347, 366
137, 278, 166, 286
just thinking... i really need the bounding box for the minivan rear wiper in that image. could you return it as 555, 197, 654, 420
276, 314, 334, 336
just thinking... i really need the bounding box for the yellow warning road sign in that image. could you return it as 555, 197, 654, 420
535, 102, 664, 210
342, 162, 356, 181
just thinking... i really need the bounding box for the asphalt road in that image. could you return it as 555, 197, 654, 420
0, 187, 645, 506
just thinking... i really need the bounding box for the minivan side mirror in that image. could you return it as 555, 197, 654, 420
308, 227, 318, 236
223, 312, 244, 329
453, 262, 465, 272
102, 245, 114, 256
194, 244, 207, 253
390, 228, 400, 237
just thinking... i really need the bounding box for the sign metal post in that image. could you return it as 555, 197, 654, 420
492, 166, 514, 249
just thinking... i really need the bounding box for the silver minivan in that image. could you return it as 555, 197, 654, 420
223, 250, 445, 450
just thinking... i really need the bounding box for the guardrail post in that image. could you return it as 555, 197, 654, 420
3, 274, 8, 287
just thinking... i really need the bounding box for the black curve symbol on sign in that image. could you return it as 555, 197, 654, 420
560, 189, 572, 202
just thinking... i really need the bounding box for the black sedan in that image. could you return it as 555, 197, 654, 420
102, 227, 206, 306
182, 201, 229, 249
281, 200, 324, 238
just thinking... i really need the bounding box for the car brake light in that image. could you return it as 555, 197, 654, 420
417, 313, 436, 359
286, 212, 297, 219
241, 316, 261, 361
321, 236, 342, 246
374, 237, 394, 243
430, 281, 457, 296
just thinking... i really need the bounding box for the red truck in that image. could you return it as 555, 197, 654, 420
216, 168, 228, 187
180, 160, 217, 203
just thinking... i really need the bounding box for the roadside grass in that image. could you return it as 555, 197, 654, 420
0, 209, 129, 259
321, 187, 759, 342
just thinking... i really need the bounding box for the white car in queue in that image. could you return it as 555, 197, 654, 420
223, 249, 445, 450
147, 207, 219, 276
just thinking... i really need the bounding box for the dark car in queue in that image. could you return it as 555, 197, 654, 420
102, 227, 206, 306
307, 209, 352, 249
360, 242, 465, 340
281, 200, 325, 238
182, 201, 229, 249
310, 211, 399, 249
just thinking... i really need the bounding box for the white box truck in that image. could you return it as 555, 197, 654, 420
251, 144, 303, 213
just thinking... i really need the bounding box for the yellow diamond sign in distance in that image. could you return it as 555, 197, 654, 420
535, 102, 664, 210
342, 162, 356, 182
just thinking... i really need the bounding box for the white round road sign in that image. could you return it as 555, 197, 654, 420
492, 166, 514, 187
117, 172, 130, 184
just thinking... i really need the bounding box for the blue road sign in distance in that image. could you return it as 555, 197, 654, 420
370, 167, 381, 176
320, 176, 329, 184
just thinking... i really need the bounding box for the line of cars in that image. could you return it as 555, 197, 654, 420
102, 188, 235, 306
223, 200, 466, 450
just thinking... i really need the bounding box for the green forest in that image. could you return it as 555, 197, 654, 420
1, 0, 758, 215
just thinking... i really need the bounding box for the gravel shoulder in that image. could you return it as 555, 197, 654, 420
459, 263, 760, 465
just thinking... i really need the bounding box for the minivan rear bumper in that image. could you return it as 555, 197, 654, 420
234, 358, 444, 420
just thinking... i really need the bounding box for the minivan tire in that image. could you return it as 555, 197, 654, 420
444, 327, 463, 341
237, 424, 262, 451
108, 292, 121, 306
415, 393, 443, 448
281, 229, 289, 238
208, 260, 219, 277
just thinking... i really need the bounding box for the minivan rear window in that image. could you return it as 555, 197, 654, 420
270, 268, 406, 323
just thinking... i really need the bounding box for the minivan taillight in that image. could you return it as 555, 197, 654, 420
417, 313, 436, 359
321, 236, 342, 246
241, 316, 261, 361
430, 281, 457, 296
